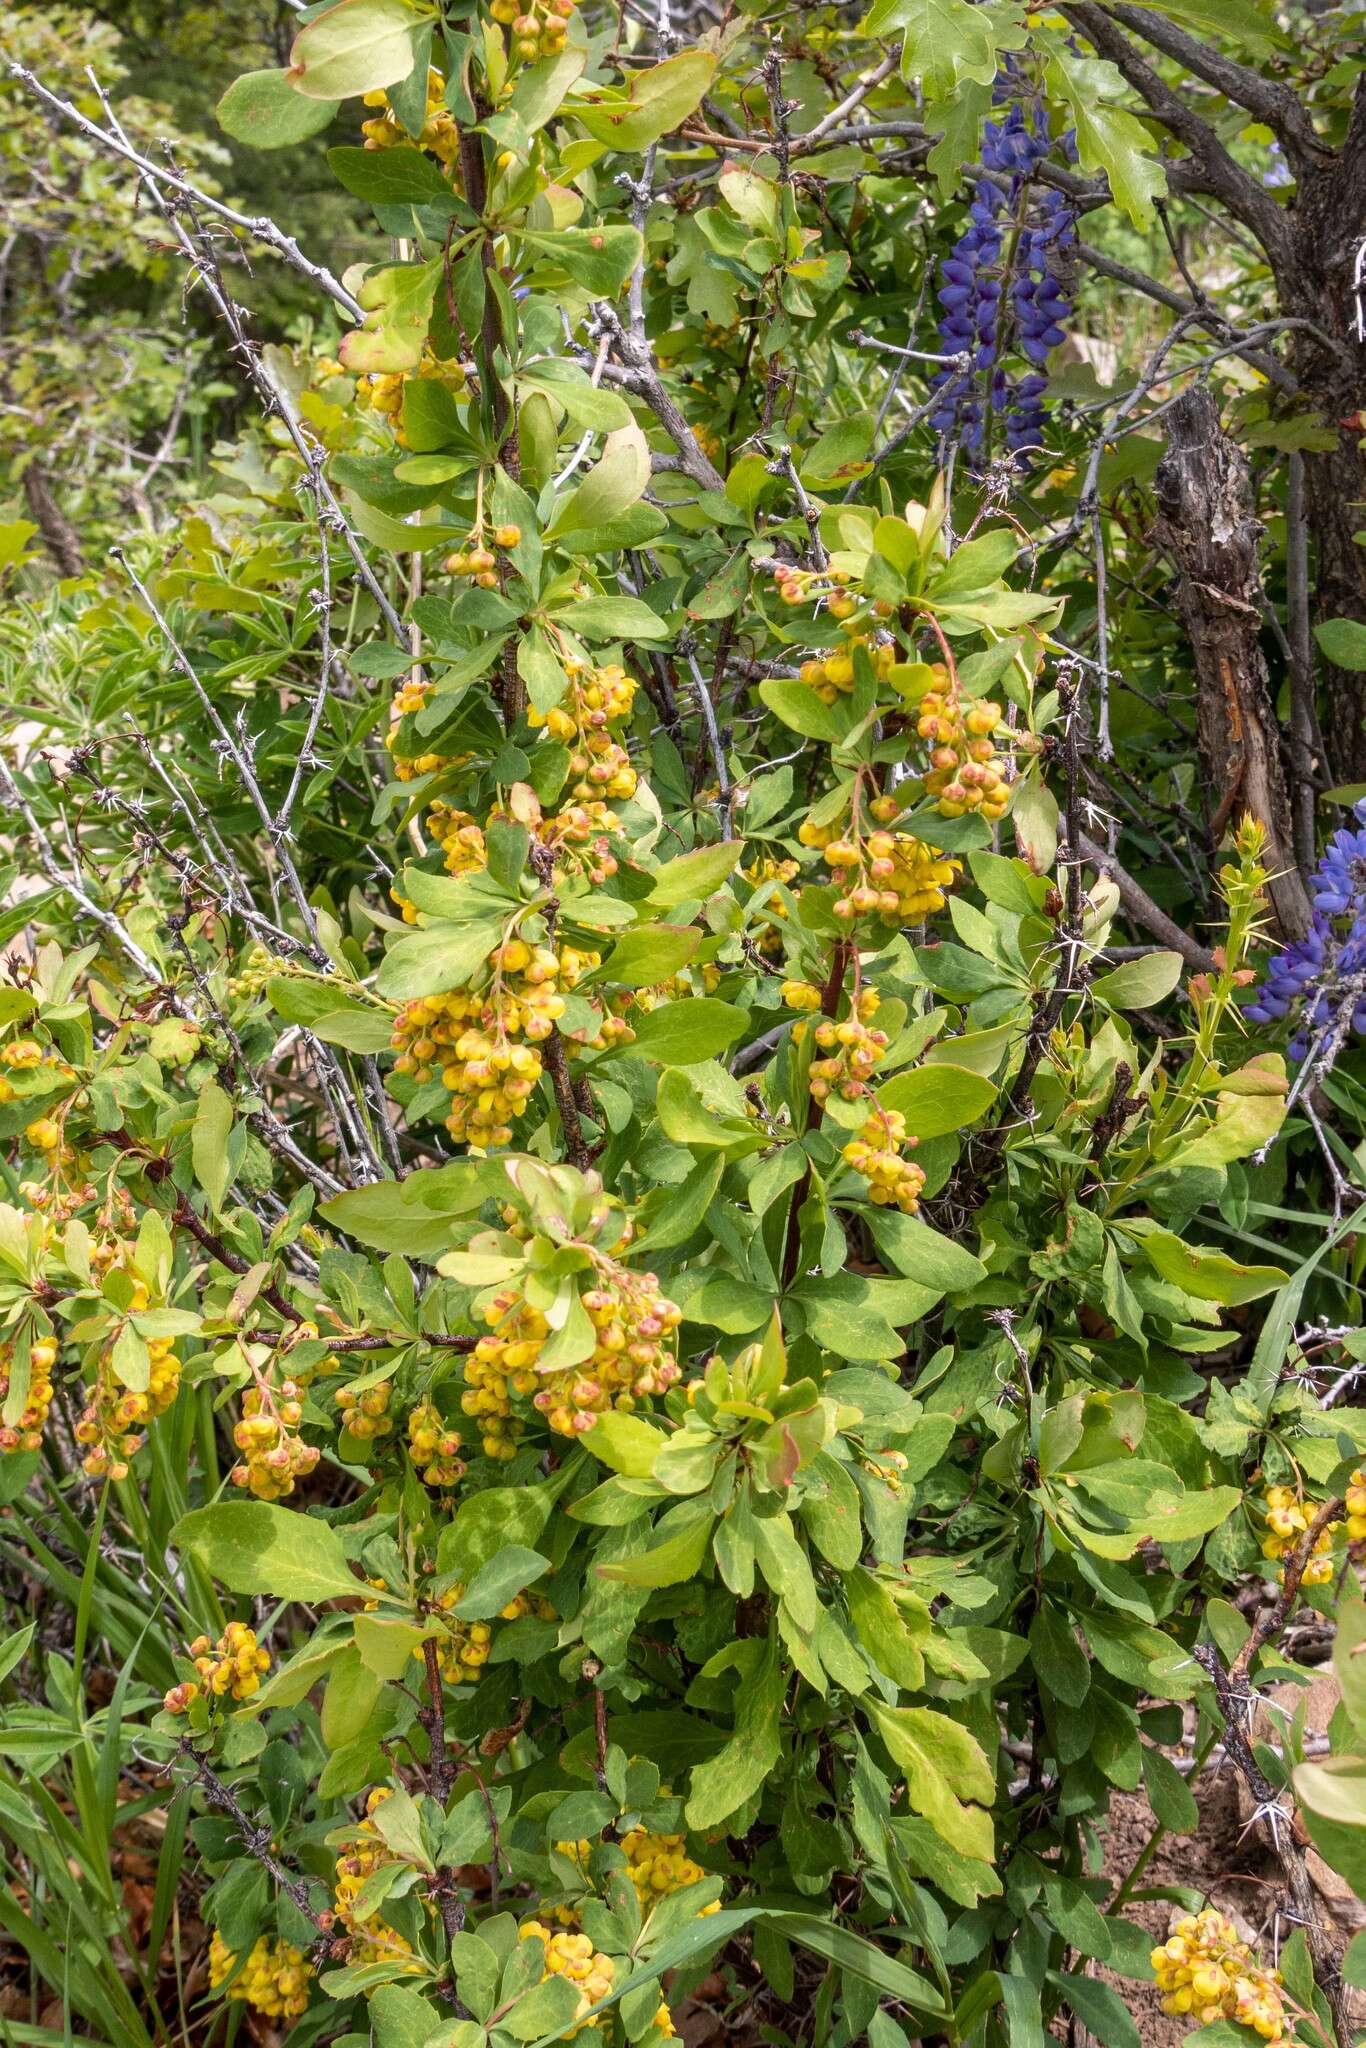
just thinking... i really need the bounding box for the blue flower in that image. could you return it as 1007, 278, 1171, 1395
931, 85, 1076, 461
1245, 805, 1366, 1059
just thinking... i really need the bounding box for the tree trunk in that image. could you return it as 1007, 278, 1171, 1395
21, 461, 85, 581
1288, 74, 1366, 784
1153, 387, 1312, 939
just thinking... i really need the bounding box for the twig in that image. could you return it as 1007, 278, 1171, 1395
1192, 1640, 1350, 2048
545, 1029, 592, 1171
13, 66, 364, 320
1231, 1497, 1344, 1686
174, 1739, 328, 1929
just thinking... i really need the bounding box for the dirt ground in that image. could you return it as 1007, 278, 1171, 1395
1084, 1668, 1366, 2047
1094, 1770, 1283, 2047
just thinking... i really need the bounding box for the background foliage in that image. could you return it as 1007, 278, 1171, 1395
2, 0, 1366, 2045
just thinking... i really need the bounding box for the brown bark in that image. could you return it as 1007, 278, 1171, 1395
1153, 387, 1311, 939
1288, 75, 1366, 783
21, 461, 85, 579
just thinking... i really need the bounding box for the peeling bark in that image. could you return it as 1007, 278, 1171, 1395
1153, 387, 1311, 940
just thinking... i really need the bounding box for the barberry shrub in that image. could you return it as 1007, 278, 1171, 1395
4, 2, 1366, 2047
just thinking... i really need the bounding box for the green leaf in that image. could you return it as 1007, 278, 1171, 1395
1044, 47, 1167, 225
571, 51, 717, 151
688, 550, 751, 620
327, 145, 461, 211
438, 1487, 551, 1580
1315, 618, 1366, 671
518, 226, 643, 297
584, 1411, 667, 1477
862, 0, 1022, 95
353, 1616, 435, 1679
519, 624, 571, 716
597, 1501, 714, 1588
685, 1636, 784, 1828
503, 1976, 583, 2040
218, 69, 339, 146
846, 1568, 926, 1689
766, 1915, 945, 2018
1136, 1228, 1287, 1305
518, 360, 632, 430
656, 1063, 767, 1155
1051, 1974, 1140, 2048
877, 1062, 997, 1138
1090, 951, 1183, 1009
1140, 1745, 1198, 1834
1296, 1757, 1366, 1897
339, 259, 443, 375
192, 1083, 233, 1216
371, 1783, 434, 1872
564, 596, 670, 641
758, 679, 850, 742
926, 75, 992, 194
864, 1210, 986, 1293
376, 918, 507, 1000
648, 842, 744, 908
310, 1008, 396, 1054
450, 1546, 550, 1619
867, 1702, 995, 1862
369, 1983, 443, 2048
546, 425, 650, 539
602, 924, 702, 987
287, 0, 419, 100
626, 999, 748, 1065
319, 1161, 491, 1257
173, 1502, 370, 1605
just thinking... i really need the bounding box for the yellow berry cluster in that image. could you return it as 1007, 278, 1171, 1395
489, 0, 575, 61
461, 1320, 533, 1459
796, 631, 897, 705
231, 1376, 319, 1500
745, 857, 798, 955
0, 1038, 76, 1088
0, 1334, 57, 1454
780, 978, 823, 1013
443, 524, 521, 588
335, 1376, 395, 1449
791, 986, 890, 1105
622, 1822, 718, 1917
354, 349, 468, 446
528, 661, 639, 805
75, 1307, 181, 1481
407, 1396, 467, 1487
768, 561, 859, 622
1346, 1468, 1366, 1542
918, 683, 1007, 822
361, 70, 460, 166
330, 1788, 422, 1971
227, 942, 277, 1000
517, 1921, 613, 2036
422, 1584, 552, 1683
475, 1266, 682, 1438
165, 1622, 271, 1714
382, 672, 468, 787
861, 1448, 910, 1493
799, 811, 958, 924
333, 1788, 394, 1923
208, 1930, 312, 2021
390, 937, 599, 1149
842, 1105, 926, 1213
1261, 1484, 1337, 1586
1150, 1910, 1290, 2044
